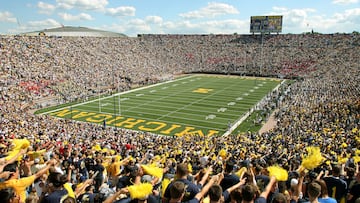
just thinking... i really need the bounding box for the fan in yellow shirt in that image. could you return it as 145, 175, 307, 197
107, 156, 130, 186
0, 159, 56, 202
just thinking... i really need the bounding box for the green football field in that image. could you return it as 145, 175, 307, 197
40, 74, 282, 136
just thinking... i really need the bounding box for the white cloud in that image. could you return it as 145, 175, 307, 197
268, 7, 317, 32
105, 11, 249, 36
145, 16, 163, 24
27, 18, 61, 28
332, 0, 359, 5
128, 19, 151, 31
329, 8, 360, 32
269, 6, 360, 33
0, 11, 17, 23
58, 12, 93, 21
106, 6, 136, 16
56, 0, 108, 10
56, 2, 73, 10
37, 1, 56, 15
160, 19, 247, 35
180, 2, 239, 19
7, 18, 61, 34
334, 8, 360, 23
106, 18, 151, 36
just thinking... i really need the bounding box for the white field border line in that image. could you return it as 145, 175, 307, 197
222, 79, 285, 136
157, 78, 243, 121
55, 107, 225, 131
38, 75, 197, 115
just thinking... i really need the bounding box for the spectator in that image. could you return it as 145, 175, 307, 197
322, 165, 347, 203
163, 163, 200, 202
220, 160, 240, 191
0, 187, 21, 203
0, 159, 56, 202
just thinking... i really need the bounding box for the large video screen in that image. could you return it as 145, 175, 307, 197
250, 15, 283, 33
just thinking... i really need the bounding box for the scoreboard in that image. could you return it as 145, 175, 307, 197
250, 15, 283, 33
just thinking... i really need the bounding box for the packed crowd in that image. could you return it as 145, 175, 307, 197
0, 33, 359, 203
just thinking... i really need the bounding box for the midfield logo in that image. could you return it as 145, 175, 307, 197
192, 88, 213, 94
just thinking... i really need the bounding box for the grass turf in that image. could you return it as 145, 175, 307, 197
37, 74, 282, 136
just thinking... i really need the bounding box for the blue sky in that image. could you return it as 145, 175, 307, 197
0, 0, 359, 36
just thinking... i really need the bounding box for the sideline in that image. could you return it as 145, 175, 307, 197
222, 79, 286, 136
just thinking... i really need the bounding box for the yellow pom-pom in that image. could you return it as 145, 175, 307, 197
92, 144, 102, 151
141, 165, 163, 178
235, 167, 247, 177
338, 157, 348, 164
153, 155, 161, 161
341, 143, 347, 148
13, 139, 30, 150
63, 183, 75, 199
219, 149, 227, 159
352, 128, 358, 133
267, 165, 288, 181
5, 139, 31, 161
161, 178, 171, 198
203, 196, 210, 203
115, 155, 122, 161
127, 183, 153, 200
188, 163, 193, 174
301, 147, 324, 170
353, 156, 360, 163
101, 148, 108, 153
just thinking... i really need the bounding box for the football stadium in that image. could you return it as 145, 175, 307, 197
0, 8, 359, 203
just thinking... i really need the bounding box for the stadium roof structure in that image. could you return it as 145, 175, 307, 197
22, 26, 127, 37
